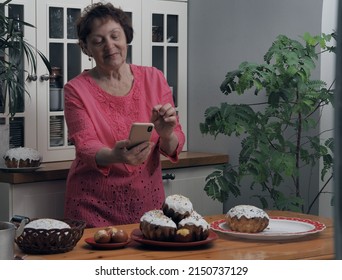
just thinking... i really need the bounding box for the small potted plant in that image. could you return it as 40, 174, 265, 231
200, 32, 336, 213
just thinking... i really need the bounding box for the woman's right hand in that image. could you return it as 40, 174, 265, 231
116, 140, 154, 166
96, 140, 154, 166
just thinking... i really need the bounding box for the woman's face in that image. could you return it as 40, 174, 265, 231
84, 18, 128, 70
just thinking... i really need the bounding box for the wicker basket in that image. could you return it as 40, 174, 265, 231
15, 219, 86, 254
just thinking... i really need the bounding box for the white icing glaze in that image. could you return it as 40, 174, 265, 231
164, 194, 193, 214
25, 218, 71, 230
226, 205, 269, 219
140, 209, 177, 228
178, 211, 209, 229
4, 147, 41, 161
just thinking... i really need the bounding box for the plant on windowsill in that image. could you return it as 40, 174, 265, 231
0, 0, 51, 118
200, 32, 336, 213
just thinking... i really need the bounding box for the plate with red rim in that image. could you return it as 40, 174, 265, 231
130, 228, 218, 247
85, 237, 130, 249
210, 216, 326, 241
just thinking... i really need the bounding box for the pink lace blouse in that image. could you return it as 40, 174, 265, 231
63, 64, 185, 227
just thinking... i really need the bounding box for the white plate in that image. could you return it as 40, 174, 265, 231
210, 216, 326, 241
0, 166, 41, 173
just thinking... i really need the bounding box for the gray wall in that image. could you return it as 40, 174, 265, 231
187, 0, 324, 212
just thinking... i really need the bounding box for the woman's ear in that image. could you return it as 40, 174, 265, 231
79, 41, 90, 56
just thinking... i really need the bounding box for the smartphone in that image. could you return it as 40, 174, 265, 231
127, 122, 154, 149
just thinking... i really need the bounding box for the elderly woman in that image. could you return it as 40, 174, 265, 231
63, 2, 185, 227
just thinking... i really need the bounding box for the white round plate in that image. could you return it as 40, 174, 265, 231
210, 216, 326, 241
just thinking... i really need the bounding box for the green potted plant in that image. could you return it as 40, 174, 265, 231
0, 0, 50, 117
200, 32, 336, 213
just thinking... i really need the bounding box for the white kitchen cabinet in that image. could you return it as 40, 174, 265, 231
0, 164, 222, 221
0, 180, 67, 221
163, 166, 223, 216
36, 0, 92, 162
0, 0, 38, 150
0, 0, 92, 161
1, 0, 188, 162
142, 0, 188, 146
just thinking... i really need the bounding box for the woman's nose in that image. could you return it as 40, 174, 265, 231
103, 38, 113, 49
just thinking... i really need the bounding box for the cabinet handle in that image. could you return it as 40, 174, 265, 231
162, 173, 175, 180
26, 74, 37, 82
40, 74, 51, 81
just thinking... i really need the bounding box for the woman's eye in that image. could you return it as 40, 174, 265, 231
111, 35, 118, 40
93, 40, 102, 46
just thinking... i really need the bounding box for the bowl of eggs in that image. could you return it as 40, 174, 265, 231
85, 226, 130, 249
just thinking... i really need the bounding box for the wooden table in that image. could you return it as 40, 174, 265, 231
19, 210, 334, 260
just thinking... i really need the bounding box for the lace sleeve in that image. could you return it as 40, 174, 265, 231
157, 69, 186, 162
64, 83, 110, 175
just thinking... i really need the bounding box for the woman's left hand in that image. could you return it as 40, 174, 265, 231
150, 103, 177, 138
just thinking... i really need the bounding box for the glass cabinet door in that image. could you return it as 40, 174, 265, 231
142, 0, 188, 149
36, 0, 91, 162
48, 6, 81, 148
151, 13, 179, 106
0, 1, 37, 150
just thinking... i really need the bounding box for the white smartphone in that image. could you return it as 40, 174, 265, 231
127, 122, 154, 149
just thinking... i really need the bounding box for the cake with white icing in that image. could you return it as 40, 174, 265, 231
3, 147, 41, 168
140, 209, 177, 241
25, 218, 71, 230
162, 194, 193, 223
225, 205, 269, 233
175, 211, 210, 242
140, 196, 212, 242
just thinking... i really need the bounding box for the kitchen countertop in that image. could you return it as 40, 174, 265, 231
17, 211, 334, 260
0, 151, 229, 184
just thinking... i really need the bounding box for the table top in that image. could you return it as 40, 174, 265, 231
19, 210, 334, 260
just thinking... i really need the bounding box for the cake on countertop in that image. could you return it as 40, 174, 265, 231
3, 147, 41, 168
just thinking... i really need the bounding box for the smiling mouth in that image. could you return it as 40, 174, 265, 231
105, 52, 119, 58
